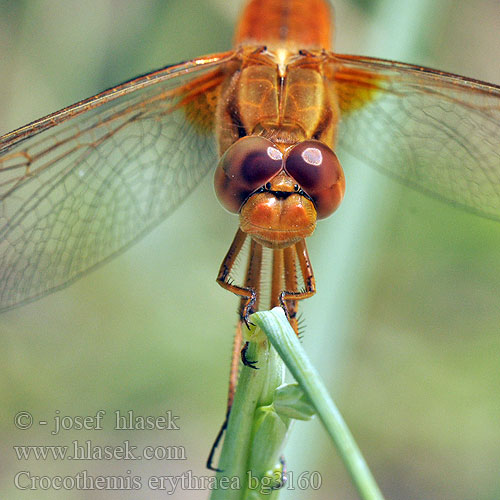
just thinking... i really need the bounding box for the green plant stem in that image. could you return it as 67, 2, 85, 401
210, 330, 287, 500
253, 308, 385, 500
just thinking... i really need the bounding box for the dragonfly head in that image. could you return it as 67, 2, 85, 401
238, 170, 317, 248
214, 136, 345, 248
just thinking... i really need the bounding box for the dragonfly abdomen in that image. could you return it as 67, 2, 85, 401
234, 0, 333, 51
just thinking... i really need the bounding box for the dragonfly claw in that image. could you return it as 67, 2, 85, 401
278, 293, 290, 320
271, 456, 287, 490
241, 341, 259, 369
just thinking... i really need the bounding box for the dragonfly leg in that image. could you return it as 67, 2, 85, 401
206, 320, 244, 472
278, 239, 316, 335
237, 238, 263, 367
208, 236, 263, 470
206, 408, 228, 472
271, 456, 288, 490
240, 340, 259, 368
283, 245, 299, 334
216, 229, 259, 327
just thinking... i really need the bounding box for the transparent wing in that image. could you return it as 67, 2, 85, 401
0, 51, 234, 312
330, 54, 500, 220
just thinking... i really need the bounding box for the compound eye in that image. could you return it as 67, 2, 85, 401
285, 140, 345, 219
214, 136, 283, 213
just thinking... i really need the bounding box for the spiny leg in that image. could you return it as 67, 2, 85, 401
270, 248, 284, 309
272, 456, 288, 490
283, 245, 299, 335
208, 236, 263, 471
264, 245, 310, 482
270, 245, 304, 335
295, 239, 316, 297
217, 228, 257, 326
237, 238, 262, 369
206, 322, 243, 471
278, 239, 316, 333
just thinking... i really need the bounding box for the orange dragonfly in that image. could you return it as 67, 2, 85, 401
0, 0, 499, 444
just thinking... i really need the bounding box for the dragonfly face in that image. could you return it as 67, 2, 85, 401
214, 136, 345, 248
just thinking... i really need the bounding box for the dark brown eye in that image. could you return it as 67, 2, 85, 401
285, 140, 345, 219
214, 136, 283, 213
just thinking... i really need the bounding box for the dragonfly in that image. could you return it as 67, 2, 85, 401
1, 0, 499, 466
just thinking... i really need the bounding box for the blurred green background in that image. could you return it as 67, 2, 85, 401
0, 1, 499, 499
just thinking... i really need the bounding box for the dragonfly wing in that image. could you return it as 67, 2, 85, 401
329, 53, 500, 220
0, 51, 234, 312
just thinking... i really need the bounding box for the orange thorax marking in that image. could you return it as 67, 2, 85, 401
216, 49, 339, 154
